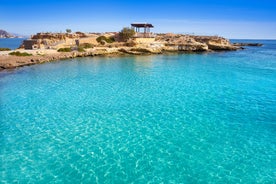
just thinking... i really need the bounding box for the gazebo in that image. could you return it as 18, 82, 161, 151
131, 23, 155, 38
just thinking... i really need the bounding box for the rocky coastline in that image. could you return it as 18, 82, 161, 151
0, 33, 245, 71
232, 43, 263, 47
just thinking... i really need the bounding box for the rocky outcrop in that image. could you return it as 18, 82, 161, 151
163, 43, 208, 52
191, 36, 239, 51
1, 32, 245, 71
0, 48, 125, 70
232, 43, 263, 47
206, 42, 238, 51
118, 47, 162, 55
156, 34, 239, 51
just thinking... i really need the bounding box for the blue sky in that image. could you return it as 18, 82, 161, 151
1, 0, 276, 39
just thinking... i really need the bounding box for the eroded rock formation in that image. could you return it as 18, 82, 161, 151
1, 32, 243, 70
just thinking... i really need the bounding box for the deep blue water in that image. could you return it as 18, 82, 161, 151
0, 38, 25, 49
1, 40, 275, 183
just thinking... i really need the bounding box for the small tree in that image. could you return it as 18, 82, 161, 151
119, 27, 135, 42
66, 29, 72, 33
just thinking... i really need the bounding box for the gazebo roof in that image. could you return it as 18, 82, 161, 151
131, 23, 154, 28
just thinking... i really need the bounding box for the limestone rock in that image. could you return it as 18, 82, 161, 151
232, 43, 263, 47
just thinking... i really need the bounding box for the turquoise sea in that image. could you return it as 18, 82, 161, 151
0, 38, 25, 50
1, 40, 275, 183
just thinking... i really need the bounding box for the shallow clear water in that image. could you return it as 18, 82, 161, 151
0, 38, 25, 49
1, 40, 276, 183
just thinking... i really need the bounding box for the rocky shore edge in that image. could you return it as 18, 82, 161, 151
0, 47, 232, 71
232, 43, 263, 47
1, 33, 263, 71
0, 48, 121, 70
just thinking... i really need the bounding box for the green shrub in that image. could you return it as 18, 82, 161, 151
0, 48, 11, 51
96, 36, 115, 44
118, 27, 135, 42
77, 46, 85, 52
66, 29, 72, 33
80, 43, 94, 48
9, 51, 32, 56
107, 36, 115, 43
57, 47, 71, 52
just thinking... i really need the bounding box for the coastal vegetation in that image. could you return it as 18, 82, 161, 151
77, 46, 85, 52
96, 36, 115, 44
80, 43, 94, 49
57, 47, 71, 52
9, 51, 32, 56
118, 27, 135, 41
57, 46, 87, 52
66, 29, 72, 33
0, 48, 11, 51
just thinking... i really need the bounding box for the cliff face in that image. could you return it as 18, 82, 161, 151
21, 32, 101, 49
155, 34, 207, 51
192, 36, 237, 50
114, 34, 238, 55
155, 34, 239, 51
